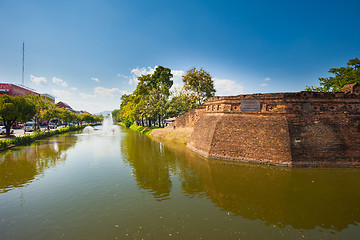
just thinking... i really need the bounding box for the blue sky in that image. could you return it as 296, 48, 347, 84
0, 0, 359, 113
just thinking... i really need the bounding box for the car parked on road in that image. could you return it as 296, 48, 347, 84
12, 124, 23, 129
0, 126, 14, 135
25, 122, 35, 132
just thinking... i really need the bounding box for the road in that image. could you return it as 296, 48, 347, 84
13, 126, 63, 137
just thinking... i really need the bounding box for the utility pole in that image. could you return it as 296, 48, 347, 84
22, 42, 25, 85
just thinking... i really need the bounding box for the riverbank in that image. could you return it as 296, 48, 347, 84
150, 126, 193, 144
118, 123, 161, 136
119, 122, 193, 144
0, 125, 90, 151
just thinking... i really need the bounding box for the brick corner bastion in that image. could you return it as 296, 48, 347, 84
169, 89, 360, 167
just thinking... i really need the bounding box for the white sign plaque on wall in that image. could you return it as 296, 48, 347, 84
241, 99, 261, 112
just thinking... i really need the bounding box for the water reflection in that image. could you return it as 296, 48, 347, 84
189, 159, 360, 231
121, 130, 173, 200
0, 133, 78, 193
122, 130, 360, 231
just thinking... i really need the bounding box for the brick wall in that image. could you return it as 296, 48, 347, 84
168, 106, 206, 129
188, 114, 292, 165
176, 92, 360, 166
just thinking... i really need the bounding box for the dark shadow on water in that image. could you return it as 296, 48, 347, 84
121, 128, 360, 231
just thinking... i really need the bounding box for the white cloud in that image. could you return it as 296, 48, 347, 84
70, 87, 77, 91
171, 70, 184, 90
128, 77, 137, 85
52, 89, 72, 97
91, 77, 100, 82
264, 77, 271, 81
80, 87, 128, 99
94, 87, 126, 97
131, 66, 156, 77
79, 93, 97, 99
117, 73, 133, 85
52, 77, 68, 87
30, 75, 47, 85
171, 70, 184, 77
128, 66, 158, 85
117, 74, 129, 79
214, 78, 243, 96
124, 67, 184, 88
260, 83, 268, 87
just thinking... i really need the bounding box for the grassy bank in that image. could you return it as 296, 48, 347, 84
118, 122, 192, 144
149, 127, 193, 144
118, 122, 161, 135
0, 125, 89, 151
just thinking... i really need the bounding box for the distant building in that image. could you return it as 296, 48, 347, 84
56, 101, 91, 115
40, 93, 55, 104
0, 83, 55, 103
56, 101, 76, 113
77, 110, 91, 115
0, 83, 39, 96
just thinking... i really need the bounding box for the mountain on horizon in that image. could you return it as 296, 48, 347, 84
94, 110, 112, 116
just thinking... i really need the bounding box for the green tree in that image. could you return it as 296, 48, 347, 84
112, 109, 121, 122
0, 95, 36, 135
150, 66, 173, 126
182, 67, 216, 105
119, 66, 174, 127
305, 58, 360, 92
166, 88, 198, 118
27, 94, 53, 131
83, 114, 96, 124
39, 103, 59, 130
119, 94, 140, 126
57, 109, 75, 126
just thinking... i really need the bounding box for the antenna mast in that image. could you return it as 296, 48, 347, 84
22, 42, 25, 85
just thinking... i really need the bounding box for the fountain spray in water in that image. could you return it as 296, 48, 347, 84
82, 114, 120, 135
101, 114, 121, 136
83, 126, 95, 134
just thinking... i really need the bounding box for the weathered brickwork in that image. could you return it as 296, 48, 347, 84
188, 114, 292, 165
183, 90, 360, 167
168, 106, 205, 128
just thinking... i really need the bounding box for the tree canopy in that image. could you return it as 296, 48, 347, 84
0, 94, 100, 135
114, 66, 215, 128
305, 58, 360, 92
0, 95, 36, 135
182, 67, 216, 104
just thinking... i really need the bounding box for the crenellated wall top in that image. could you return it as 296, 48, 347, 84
204, 91, 360, 114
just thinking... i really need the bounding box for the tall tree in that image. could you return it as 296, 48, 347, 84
0, 95, 36, 135
166, 88, 198, 118
27, 94, 53, 131
39, 103, 59, 130
57, 108, 74, 126
305, 57, 360, 92
182, 67, 215, 104
151, 66, 173, 127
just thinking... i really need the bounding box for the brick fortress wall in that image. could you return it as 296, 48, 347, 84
184, 91, 360, 167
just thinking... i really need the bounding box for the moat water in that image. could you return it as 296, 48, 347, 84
1, 126, 360, 239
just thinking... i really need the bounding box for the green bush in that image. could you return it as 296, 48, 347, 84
0, 124, 88, 150
124, 119, 133, 128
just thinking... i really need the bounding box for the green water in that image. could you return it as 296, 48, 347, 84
1, 126, 360, 239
